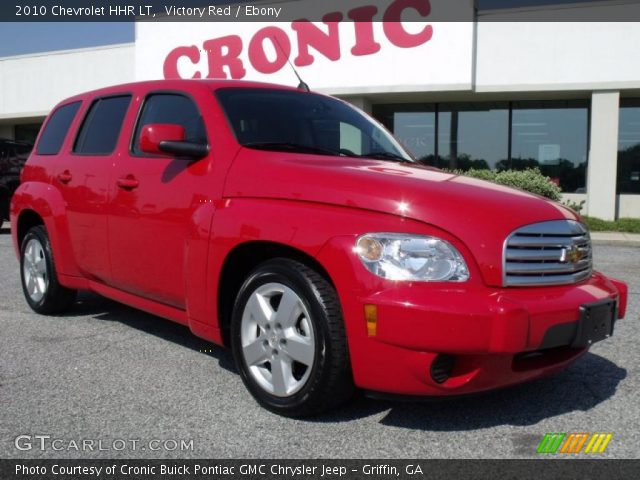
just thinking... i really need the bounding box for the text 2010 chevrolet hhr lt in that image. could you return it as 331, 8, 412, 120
11, 80, 628, 416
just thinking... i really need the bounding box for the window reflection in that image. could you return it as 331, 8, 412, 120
618, 100, 640, 194
438, 103, 508, 171
372, 105, 435, 162
373, 100, 589, 193
511, 101, 588, 193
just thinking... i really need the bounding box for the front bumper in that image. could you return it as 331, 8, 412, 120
317, 237, 628, 396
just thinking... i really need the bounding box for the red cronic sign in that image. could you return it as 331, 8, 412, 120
163, 0, 434, 80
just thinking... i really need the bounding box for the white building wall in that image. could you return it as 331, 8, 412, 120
587, 91, 620, 221
618, 195, 640, 218
475, 22, 640, 92
134, 19, 475, 95
0, 43, 134, 121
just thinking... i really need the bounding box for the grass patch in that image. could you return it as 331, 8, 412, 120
583, 216, 640, 233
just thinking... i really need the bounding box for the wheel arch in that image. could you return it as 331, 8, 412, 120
16, 209, 45, 247
11, 182, 80, 277
217, 240, 336, 347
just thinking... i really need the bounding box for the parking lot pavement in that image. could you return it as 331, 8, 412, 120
0, 222, 638, 459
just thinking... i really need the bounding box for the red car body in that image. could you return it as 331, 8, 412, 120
11, 80, 628, 408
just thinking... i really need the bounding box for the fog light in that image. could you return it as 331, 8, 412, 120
430, 354, 455, 384
364, 304, 377, 337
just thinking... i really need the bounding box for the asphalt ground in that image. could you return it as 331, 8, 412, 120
0, 222, 638, 459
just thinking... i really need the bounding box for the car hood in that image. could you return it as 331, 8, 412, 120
224, 150, 579, 286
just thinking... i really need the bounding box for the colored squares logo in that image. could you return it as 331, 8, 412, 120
584, 433, 613, 454
537, 433, 612, 454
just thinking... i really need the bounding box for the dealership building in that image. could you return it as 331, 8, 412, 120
1, 0, 639, 220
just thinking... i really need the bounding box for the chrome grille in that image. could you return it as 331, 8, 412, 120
503, 220, 592, 287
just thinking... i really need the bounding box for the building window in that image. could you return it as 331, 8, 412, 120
373, 100, 589, 193
511, 100, 588, 193
618, 99, 640, 194
438, 102, 508, 171
372, 104, 435, 163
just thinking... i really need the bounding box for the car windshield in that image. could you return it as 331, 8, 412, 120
215, 87, 414, 163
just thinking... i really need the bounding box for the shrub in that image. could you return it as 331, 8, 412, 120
444, 168, 562, 201
561, 199, 586, 214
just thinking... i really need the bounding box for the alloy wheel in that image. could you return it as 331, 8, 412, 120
22, 238, 49, 303
240, 282, 316, 397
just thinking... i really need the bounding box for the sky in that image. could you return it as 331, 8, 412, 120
0, 0, 602, 58
0, 23, 134, 57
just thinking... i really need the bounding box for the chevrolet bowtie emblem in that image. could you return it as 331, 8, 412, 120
560, 245, 584, 264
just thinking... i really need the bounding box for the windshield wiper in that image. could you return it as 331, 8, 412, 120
243, 142, 342, 156
360, 151, 414, 163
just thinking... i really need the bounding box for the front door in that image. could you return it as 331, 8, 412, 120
107, 92, 210, 309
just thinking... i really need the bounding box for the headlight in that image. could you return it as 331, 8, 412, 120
355, 233, 469, 282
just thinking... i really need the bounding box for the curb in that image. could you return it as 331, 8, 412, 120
590, 232, 640, 247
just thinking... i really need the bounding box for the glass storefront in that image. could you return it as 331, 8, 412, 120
438, 103, 508, 171
372, 100, 589, 193
618, 99, 640, 194
511, 101, 588, 194
374, 105, 436, 163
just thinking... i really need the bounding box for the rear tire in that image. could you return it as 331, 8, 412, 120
231, 258, 354, 417
20, 225, 76, 314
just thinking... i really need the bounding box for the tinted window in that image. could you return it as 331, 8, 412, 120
373, 100, 588, 193
36, 102, 81, 155
617, 99, 640, 194
74, 95, 131, 155
438, 103, 509, 171
133, 94, 207, 154
511, 100, 588, 193
216, 88, 411, 161
373, 105, 436, 163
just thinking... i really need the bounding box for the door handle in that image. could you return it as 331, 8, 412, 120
116, 175, 139, 190
57, 170, 72, 184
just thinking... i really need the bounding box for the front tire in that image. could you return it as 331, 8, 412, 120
20, 225, 76, 314
231, 258, 354, 417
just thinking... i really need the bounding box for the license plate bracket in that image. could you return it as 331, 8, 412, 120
572, 298, 616, 348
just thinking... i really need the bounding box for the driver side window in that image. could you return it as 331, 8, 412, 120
132, 93, 207, 155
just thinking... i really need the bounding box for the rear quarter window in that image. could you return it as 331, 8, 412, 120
35, 101, 81, 155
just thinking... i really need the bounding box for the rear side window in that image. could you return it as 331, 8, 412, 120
132, 94, 207, 155
74, 95, 131, 155
36, 101, 81, 155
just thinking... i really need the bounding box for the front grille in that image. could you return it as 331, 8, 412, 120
503, 220, 592, 287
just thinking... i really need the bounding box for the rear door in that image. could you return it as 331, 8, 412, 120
107, 91, 210, 309
52, 94, 132, 282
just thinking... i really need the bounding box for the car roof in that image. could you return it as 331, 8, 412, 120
55, 79, 302, 107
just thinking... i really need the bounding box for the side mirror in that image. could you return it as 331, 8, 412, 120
139, 124, 209, 159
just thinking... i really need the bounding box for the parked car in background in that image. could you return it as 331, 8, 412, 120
10, 80, 628, 416
0, 139, 32, 223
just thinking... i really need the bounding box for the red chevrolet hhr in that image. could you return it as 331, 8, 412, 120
11, 80, 628, 416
